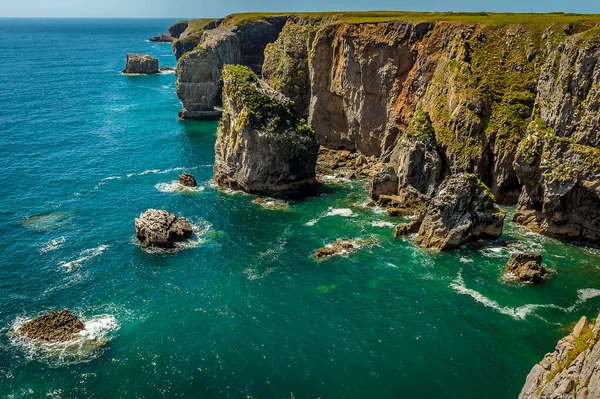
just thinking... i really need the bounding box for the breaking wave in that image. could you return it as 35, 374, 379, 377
155, 181, 205, 193
306, 207, 357, 226
59, 245, 109, 272
41, 237, 67, 253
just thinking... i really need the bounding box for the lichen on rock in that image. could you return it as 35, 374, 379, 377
213, 65, 319, 194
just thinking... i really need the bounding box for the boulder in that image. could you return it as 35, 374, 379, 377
313, 238, 377, 260
135, 209, 193, 249
394, 212, 425, 237
17, 310, 84, 342
504, 252, 547, 283
213, 65, 319, 194
415, 174, 506, 250
123, 54, 159, 74
178, 173, 197, 187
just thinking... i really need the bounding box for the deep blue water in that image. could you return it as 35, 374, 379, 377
1, 19, 600, 399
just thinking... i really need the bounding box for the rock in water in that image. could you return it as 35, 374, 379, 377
134, 209, 193, 249
313, 238, 377, 260
519, 315, 600, 399
504, 252, 547, 283
213, 65, 319, 195
122, 54, 159, 74
178, 173, 197, 188
415, 174, 505, 250
18, 310, 84, 342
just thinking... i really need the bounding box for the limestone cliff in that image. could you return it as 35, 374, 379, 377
213, 65, 319, 194
170, 13, 600, 243
520, 315, 600, 399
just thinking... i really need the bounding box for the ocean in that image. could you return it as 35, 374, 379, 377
1, 18, 599, 398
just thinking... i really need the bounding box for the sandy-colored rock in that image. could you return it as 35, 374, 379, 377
178, 173, 197, 187
17, 310, 84, 342
123, 54, 159, 74
504, 252, 547, 283
134, 209, 193, 249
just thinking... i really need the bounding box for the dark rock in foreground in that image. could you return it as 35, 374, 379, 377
519, 315, 600, 399
178, 173, 197, 188
17, 310, 84, 342
123, 54, 159, 74
213, 65, 319, 195
504, 252, 547, 283
415, 174, 505, 250
394, 212, 425, 237
135, 209, 193, 249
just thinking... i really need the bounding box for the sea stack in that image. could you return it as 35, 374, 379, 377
179, 173, 197, 187
504, 252, 548, 283
17, 310, 85, 342
414, 174, 506, 250
213, 65, 319, 195
134, 209, 193, 249
123, 54, 159, 74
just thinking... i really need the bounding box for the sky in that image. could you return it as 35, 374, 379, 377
1, 0, 599, 18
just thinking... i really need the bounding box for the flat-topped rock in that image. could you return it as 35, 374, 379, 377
135, 209, 193, 249
178, 173, 197, 188
123, 54, 159, 74
504, 252, 547, 283
17, 310, 84, 342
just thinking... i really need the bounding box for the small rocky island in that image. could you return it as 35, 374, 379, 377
504, 252, 548, 283
213, 65, 319, 194
17, 310, 84, 342
179, 172, 197, 188
123, 54, 159, 74
135, 209, 193, 249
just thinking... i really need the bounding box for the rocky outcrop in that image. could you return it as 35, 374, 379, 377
123, 54, 159, 74
504, 252, 548, 283
394, 212, 425, 237
313, 238, 377, 260
179, 173, 197, 187
176, 26, 241, 120
213, 65, 319, 194
415, 174, 505, 250
519, 315, 600, 399
513, 129, 600, 245
17, 310, 84, 342
134, 209, 193, 249
150, 33, 176, 43
316, 147, 380, 180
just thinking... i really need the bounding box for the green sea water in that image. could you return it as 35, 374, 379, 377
1, 18, 599, 399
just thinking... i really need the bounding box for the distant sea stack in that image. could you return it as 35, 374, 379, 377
123, 54, 159, 74
213, 65, 319, 195
164, 13, 600, 246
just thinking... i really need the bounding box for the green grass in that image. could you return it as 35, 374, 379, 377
220, 11, 600, 27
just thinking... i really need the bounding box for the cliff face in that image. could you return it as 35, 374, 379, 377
520, 315, 600, 399
213, 65, 319, 194
172, 13, 600, 243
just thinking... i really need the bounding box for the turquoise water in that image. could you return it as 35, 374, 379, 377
1, 19, 600, 399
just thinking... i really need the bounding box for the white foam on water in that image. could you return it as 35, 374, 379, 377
370, 221, 396, 228
253, 198, 289, 210
8, 313, 120, 365
160, 69, 175, 74
59, 245, 109, 272
566, 288, 600, 312
244, 267, 275, 281
41, 237, 67, 253
139, 221, 211, 254
459, 257, 474, 263
325, 208, 356, 217
305, 219, 319, 227
155, 181, 205, 193
450, 272, 560, 320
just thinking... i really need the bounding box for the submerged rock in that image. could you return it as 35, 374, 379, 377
122, 54, 159, 74
17, 310, 84, 342
213, 65, 319, 195
313, 238, 377, 260
252, 197, 289, 210
519, 315, 600, 399
134, 209, 193, 249
504, 252, 548, 283
415, 174, 505, 250
178, 173, 197, 188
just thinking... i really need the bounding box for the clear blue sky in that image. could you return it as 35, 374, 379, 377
2, 0, 599, 18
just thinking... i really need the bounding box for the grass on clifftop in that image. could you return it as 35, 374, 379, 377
221, 11, 600, 27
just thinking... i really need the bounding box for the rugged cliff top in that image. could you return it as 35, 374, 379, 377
180, 11, 600, 32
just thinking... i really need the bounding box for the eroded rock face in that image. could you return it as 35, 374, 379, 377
213, 65, 319, 194
513, 131, 600, 245
176, 26, 241, 120
134, 209, 193, 249
504, 252, 547, 283
123, 54, 159, 74
179, 173, 197, 187
415, 174, 505, 250
519, 315, 600, 399
17, 310, 84, 342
